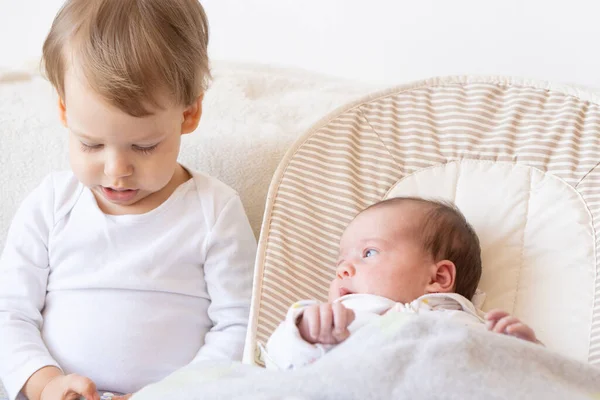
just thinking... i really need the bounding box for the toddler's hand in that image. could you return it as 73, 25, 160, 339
297, 302, 355, 345
40, 373, 100, 400
485, 309, 540, 344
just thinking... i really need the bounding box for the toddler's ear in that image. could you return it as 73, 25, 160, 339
426, 260, 456, 294
58, 98, 67, 127
181, 94, 204, 134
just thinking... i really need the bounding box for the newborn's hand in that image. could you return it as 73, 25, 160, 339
297, 302, 355, 345
485, 309, 540, 344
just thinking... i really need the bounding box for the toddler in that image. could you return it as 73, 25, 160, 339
265, 197, 539, 369
0, 1, 256, 399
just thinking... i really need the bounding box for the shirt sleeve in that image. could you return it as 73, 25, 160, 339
0, 176, 61, 400
264, 300, 332, 370
192, 195, 257, 363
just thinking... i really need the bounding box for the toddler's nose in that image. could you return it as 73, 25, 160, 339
336, 263, 356, 279
105, 150, 133, 178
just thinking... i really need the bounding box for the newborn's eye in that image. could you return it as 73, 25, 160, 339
364, 249, 379, 258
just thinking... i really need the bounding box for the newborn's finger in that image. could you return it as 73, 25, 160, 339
318, 303, 334, 343
485, 309, 510, 322
346, 308, 355, 326
332, 303, 348, 334
304, 307, 320, 341
507, 322, 535, 341
493, 316, 520, 334
485, 309, 510, 331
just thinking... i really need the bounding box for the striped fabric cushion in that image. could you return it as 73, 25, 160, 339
243, 76, 600, 365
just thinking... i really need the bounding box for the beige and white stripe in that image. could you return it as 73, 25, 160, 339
243, 76, 600, 366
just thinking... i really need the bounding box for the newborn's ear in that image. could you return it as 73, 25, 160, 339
426, 260, 456, 294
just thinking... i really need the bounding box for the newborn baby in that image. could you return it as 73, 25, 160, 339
265, 197, 539, 369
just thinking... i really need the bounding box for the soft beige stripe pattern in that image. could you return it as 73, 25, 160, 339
243, 76, 600, 366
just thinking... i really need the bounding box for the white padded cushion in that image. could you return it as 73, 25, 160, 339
386, 160, 595, 360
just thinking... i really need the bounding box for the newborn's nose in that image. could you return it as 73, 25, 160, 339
336, 263, 356, 279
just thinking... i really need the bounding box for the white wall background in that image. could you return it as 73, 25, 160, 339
2, 0, 600, 89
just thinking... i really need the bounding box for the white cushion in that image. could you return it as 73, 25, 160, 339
386, 160, 595, 360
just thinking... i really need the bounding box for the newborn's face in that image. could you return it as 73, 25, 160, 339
329, 203, 434, 303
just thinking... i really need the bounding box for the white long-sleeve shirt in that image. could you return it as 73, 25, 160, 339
0, 169, 257, 400
264, 293, 485, 370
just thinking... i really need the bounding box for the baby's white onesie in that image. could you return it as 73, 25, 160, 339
265, 293, 484, 370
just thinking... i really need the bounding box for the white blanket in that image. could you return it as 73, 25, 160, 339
133, 313, 600, 400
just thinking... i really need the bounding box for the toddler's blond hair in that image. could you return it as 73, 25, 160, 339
42, 0, 211, 117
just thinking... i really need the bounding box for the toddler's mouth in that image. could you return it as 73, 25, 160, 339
101, 186, 139, 202
339, 287, 355, 297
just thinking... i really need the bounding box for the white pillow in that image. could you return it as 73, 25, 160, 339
386, 160, 595, 360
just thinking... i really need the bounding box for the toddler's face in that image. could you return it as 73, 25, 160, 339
329, 204, 435, 303
60, 66, 198, 214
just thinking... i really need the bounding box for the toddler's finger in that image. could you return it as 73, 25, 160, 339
71, 377, 98, 400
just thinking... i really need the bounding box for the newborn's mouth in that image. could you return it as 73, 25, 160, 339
339, 287, 354, 297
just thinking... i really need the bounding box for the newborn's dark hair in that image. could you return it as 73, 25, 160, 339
364, 197, 482, 300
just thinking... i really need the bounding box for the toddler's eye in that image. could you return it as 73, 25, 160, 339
80, 142, 103, 152
133, 144, 159, 155
364, 249, 379, 258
